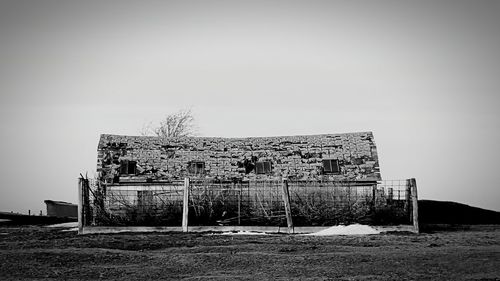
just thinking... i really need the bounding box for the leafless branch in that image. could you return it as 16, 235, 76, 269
141, 108, 197, 138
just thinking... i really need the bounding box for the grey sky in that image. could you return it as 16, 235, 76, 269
1, 0, 499, 213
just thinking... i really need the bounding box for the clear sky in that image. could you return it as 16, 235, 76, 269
1, 0, 499, 214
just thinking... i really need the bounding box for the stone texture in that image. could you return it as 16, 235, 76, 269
97, 132, 381, 183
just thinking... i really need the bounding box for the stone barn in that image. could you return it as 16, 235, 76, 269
85, 131, 404, 228
79, 131, 419, 232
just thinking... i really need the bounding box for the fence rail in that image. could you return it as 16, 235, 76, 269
78, 177, 418, 233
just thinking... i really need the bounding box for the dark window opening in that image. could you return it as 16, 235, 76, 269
188, 161, 205, 175
255, 161, 272, 174
322, 159, 340, 174
240, 159, 255, 174
120, 160, 137, 175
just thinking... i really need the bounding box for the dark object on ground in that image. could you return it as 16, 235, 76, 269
419, 200, 500, 225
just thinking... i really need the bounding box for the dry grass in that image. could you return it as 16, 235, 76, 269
0, 225, 499, 280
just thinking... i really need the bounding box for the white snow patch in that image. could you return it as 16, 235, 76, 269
46, 222, 78, 228
61, 227, 78, 232
220, 231, 268, 235
306, 224, 380, 236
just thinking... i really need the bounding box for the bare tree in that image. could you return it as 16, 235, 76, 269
141, 109, 197, 138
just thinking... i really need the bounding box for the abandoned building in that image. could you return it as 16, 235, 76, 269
97, 131, 381, 183
82, 131, 419, 230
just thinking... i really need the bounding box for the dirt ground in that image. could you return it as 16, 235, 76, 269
0, 225, 499, 280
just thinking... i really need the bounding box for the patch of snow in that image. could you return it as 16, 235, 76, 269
0, 219, 11, 223
61, 227, 78, 232
220, 231, 268, 235
306, 224, 380, 236
46, 222, 78, 228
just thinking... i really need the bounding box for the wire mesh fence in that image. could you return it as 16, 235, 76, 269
80, 177, 414, 228
188, 180, 286, 226
288, 180, 411, 226
82, 179, 185, 226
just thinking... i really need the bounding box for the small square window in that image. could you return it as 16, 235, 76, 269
120, 160, 137, 175
188, 161, 205, 175
322, 159, 340, 174
255, 161, 272, 174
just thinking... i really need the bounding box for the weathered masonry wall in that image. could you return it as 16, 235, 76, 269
97, 132, 381, 183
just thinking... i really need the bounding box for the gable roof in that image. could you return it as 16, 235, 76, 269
97, 132, 381, 182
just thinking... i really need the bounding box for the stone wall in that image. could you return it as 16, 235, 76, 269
97, 132, 381, 183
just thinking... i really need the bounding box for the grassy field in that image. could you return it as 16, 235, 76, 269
0, 225, 499, 280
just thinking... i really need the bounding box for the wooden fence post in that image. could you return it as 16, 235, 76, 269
371, 184, 377, 211
404, 179, 411, 216
182, 178, 190, 232
83, 179, 91, 226
281, 179, 294, 234
410, 178, 419, 233
237, 183, 241, 226
78, 177, 84, 235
